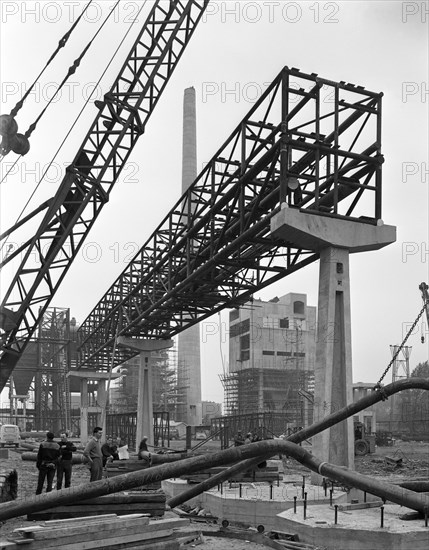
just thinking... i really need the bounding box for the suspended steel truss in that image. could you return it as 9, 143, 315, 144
0, 0, 209, 391
78, 67, 383, 370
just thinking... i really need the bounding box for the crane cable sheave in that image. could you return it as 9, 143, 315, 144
0, 114, 30, 156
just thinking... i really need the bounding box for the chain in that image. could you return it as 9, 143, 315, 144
374, 299, 429, 392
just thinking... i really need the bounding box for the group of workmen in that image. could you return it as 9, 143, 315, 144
35, 427, 123, 494
234, 429, 262, 446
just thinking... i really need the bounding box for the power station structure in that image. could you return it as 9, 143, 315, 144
221, 293, 316, 431
1, 0, 408, 518
3, 4, 429, 547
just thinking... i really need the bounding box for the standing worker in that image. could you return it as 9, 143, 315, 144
138, 436, 152, 467
57, 432, 77, 490
234, 430, 244, 446
35, 432, 60, 495
83, 426, 104, 482
101, 436, 116, 467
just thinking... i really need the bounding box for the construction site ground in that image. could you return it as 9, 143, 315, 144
1, 440, 428, 548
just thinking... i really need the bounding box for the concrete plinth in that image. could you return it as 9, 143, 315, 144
117, 337, 173, 451
276, 503, 429, 550
162, 478, 202, 508
162, 479, 346, 532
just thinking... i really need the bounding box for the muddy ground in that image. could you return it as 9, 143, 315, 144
0, 440, 428, 548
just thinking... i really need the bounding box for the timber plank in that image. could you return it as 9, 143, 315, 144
38, 504, 164, 512
41, 503, 163, 511
27, 511, 163, 521
12, 520, 188, 550
16, 516, 150, 540
104, 539, 179, 550
78, 494, 165, 504
24, 529, 173, 550
27, 504, 164, 521
28, 518, 188, 550
43, 514, 119, 525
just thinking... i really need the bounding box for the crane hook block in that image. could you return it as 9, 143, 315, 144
9, 133, 30, 156
0, 114, 18, 138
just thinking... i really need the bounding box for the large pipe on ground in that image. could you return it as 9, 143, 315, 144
21, 452, 86, 465
1, 437, 429, 521
0, 378, 427, 521
168, 378, 429, 507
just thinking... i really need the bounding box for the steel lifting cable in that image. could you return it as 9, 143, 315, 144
374, 297, 429, 394
0, 0, 146, 254
9, 0, 94, 120
0, 1, 94, 164
24, 0, 121, 141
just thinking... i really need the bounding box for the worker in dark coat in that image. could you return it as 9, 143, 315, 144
36, 431, 60, 494
234, 430, 245, 446
101, 436, 116, 467
56, 432, 77, 490
138, 436, 152, 467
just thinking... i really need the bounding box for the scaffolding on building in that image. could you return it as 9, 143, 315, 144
175, 354, 191, 423
220, 367, 314, 423
211, 411, 293, 441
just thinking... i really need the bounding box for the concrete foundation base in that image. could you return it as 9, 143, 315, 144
162, 478, 202, 508
277, 503, 428, 550
162, 479, 347, 532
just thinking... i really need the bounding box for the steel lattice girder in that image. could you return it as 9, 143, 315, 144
34, 308, 71, 430
78, 67, 383, 370
0, 0, 209, 391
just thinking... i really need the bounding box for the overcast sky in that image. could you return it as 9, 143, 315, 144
1, 1, 428, 404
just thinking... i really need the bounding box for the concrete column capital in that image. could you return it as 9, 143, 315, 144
117, 336, 174, 352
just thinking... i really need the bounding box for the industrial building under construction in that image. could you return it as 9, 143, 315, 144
0, 2, 428, 549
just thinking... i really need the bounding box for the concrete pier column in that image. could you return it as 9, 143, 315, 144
68, 371, 122, 445
96, 380, 107, 434
270, 205, 396, 482
80, 378, 89, 444
117, 337, 173, 452
312, 247, 354, 477
137, 352, 154, 448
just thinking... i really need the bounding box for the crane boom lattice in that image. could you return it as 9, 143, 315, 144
0, 0, 209, 391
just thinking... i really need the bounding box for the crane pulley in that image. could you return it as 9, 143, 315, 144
0, 0, 95, 158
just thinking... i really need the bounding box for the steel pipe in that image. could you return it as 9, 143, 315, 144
0, 379, 427, 521
1, 435, 429, 521
167, 378, 429, 507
